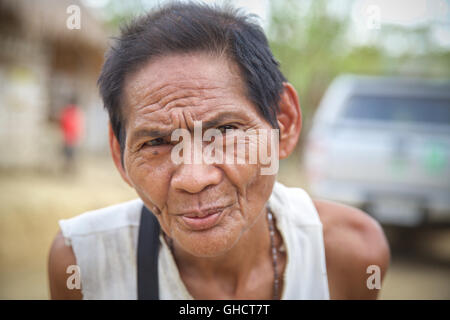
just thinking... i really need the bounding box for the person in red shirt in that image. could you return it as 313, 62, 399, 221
60, 100, 83, 172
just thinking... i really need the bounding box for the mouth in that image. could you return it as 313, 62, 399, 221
179, 206, 230, 231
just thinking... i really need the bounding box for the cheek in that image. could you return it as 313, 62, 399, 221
217, 130, 277, 200
125, 151, 173, 212
245, 174, 276, 212
219, 162, 275, 222
217, 130, 278, 225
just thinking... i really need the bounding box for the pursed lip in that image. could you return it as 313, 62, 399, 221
175, 204, 233, 231
179, 206, 228, 218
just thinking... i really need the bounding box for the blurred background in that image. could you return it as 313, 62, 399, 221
0, 0, 449, 299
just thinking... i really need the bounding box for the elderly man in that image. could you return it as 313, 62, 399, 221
48, 2, 389, 300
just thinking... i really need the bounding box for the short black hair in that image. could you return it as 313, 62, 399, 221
98, 1, 286, 154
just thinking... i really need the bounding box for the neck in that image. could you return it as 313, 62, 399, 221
169, 206, 272, 294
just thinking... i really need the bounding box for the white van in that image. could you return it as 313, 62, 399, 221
304, 75, 450, 227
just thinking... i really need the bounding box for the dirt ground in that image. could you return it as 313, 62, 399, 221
1, 154, 449, 299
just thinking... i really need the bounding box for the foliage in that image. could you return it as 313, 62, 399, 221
267, 0, 450, 124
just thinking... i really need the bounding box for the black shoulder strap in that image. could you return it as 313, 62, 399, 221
137, 205, 160, 300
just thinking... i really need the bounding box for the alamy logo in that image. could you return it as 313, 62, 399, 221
366, 5, 381, 30
66, 5, 81, 30
66, 265, 81, 290
366, 265, 381, 290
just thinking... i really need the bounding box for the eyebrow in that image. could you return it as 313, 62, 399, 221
130, 128, 172, 142
130, 112, 246, 142
202, 113, 243, 129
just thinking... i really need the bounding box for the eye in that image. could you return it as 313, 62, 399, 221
144, 137, 165, 147
217, 124, 237, 134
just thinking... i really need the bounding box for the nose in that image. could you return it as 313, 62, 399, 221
171, 163, 222, 194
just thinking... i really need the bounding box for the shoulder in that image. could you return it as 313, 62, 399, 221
48, 230, 82, 299
48, 199, 143, 300
312, 199, 390, 299
59, 198, 143, 237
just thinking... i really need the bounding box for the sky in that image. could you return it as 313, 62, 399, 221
349, 0, 450, 50
81, 0, 450, 51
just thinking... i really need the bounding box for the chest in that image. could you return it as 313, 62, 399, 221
176, 252, 287, 300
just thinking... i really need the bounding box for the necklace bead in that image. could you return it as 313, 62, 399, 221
267, 209, 279, 300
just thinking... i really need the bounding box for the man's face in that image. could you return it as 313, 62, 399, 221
120, 52, 276, 257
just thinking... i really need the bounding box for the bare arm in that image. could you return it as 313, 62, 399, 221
48, 230, 83, 300
314, 199, 391, 299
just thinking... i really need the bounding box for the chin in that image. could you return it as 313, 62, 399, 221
174, 223, 243, 258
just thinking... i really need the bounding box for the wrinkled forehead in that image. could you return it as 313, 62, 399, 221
122, 52, 252, 123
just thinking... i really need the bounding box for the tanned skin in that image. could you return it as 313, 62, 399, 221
48, 200, 390, 299
48, 53, 389, 300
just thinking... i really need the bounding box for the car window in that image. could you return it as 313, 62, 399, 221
341, 95, 450, 125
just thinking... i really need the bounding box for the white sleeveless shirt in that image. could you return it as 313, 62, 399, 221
59, 181, 330, 300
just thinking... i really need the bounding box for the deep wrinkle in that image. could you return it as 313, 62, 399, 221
119, 52, 279, 299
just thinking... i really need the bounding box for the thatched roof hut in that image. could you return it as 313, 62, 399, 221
0, 0, 106, 48
0, 0, 109, 169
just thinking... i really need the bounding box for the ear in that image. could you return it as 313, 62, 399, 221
277, 82, 302, 159
108, 123, 133, 187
